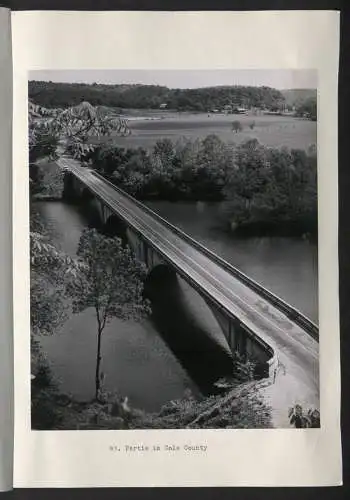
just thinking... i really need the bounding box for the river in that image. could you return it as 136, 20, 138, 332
35, 201, 200, 412
35, 199, 318, 412
144, 200, 318, 323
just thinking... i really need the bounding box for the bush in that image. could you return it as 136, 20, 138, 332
288, 404, 320, 428
232, 120, 243, 133
29, 132, 58, 165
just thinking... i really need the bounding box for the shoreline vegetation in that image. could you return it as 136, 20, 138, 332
31, 135, 317, 240
31, 349, 273, 430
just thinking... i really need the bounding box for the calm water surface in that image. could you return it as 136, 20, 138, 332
35, 201, 199, 412
35, 199, 318, 410
145, 200, 318, 324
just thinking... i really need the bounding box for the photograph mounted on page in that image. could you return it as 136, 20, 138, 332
28, 69, 319, 431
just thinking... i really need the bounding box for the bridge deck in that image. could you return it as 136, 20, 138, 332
59, 157, 319, 426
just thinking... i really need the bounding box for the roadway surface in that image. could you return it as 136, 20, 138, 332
58, 157, 320, 427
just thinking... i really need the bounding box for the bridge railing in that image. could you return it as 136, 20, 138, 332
92, 170, 319, 341
65, 163, 280, 381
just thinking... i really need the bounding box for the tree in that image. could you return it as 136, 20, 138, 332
68, 229, 148, 401
224, 139, 268, 213
232, 120, 243, 133
29, 99, 131, 163
194, 135, 233, 199
28, 100, 136, 200
222, 139, 317, 234
295, 97, 317, 121
288, 404, 320, 428
249, 121, 256, 130
30, 231, 83, 336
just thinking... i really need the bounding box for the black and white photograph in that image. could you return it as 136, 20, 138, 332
29, 69, 319, 431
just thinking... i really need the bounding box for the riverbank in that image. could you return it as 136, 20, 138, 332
87, 135, 317, 239
140, 195, 317, 238
225, 216, 317, 240
31, 344, 273, 430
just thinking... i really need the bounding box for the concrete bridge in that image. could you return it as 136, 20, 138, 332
58, 156, 319, 424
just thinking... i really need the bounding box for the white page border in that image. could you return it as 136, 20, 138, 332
12, 10, 341, 487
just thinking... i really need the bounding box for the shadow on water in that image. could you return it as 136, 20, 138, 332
144, 264, 235, 395
33, 200, 202, 412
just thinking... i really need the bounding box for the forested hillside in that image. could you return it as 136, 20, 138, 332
281, 89, 317, 108
29, 80, 285, 111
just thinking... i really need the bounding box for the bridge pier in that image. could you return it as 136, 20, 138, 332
62, 172, 77, 202
103, 214, 128, 246
126, 229, 163, 268
144, 264, 235, 393
209, 304, 270, 378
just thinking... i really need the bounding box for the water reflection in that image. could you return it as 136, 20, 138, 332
145, 200, 318, 323
34, 201, 200, 412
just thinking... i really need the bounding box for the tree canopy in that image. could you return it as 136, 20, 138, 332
67, 228, 149, 400
29, 80, 286, 112
87, 135, 317, 236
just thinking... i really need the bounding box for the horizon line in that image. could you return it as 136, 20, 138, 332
28, 79, 316, 91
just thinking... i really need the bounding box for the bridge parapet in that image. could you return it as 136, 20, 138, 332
92, 171, 318, 341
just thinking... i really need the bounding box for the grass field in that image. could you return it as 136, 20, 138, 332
99, 111, 317, 151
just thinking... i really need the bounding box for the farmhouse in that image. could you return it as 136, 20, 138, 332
223, 104, 233, 113
233, 106, 248, 114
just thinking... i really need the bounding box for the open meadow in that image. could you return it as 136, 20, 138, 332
100, 111, 317, 151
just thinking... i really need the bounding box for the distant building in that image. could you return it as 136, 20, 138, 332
223, 104, 233, 113
159, 103, 168, 109
233, 107, 248, 114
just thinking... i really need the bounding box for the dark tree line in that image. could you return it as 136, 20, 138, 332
295, 97, 317, 121
29, 80, 286, 112
86, 136, 317, 236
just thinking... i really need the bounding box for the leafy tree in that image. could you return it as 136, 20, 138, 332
29, 130, 59, 166
223, 139, 317, 234
67, 229, 149, 401
29, 99, 132, 164
288, 404, 320, 428
30, 231, 83, 336
28, 100, 135, 200
29, 106, 60, 194
295, 97, 317, 121
225, 139, 268, 214
91, 135, 233, 201
232, 120, 243, 133
193, 135, 233, 199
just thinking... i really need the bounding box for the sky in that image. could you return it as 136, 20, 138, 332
29, 69, 317, 90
